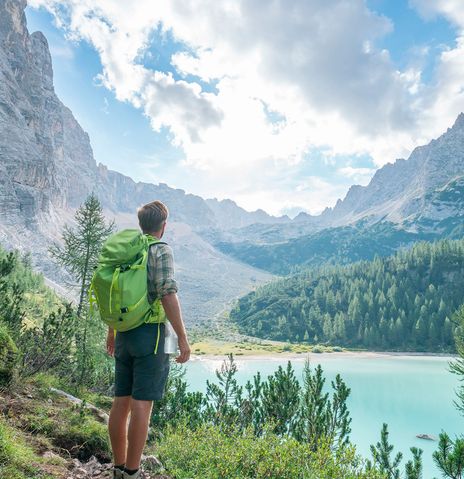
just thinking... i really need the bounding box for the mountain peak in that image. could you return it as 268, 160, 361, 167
451, 112, 464, 131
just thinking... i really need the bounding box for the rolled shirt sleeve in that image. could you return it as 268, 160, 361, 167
147, 244, 178, 303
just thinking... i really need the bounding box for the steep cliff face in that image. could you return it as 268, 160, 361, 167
319, 113, 464, 228
0, 0, 274, 324
0, 0, 105, 230
0, 0, 284, 233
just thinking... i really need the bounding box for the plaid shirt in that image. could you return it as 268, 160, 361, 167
147, 243, 178, 303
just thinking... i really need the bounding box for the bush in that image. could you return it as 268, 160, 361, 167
0, 324, 18, 387
312, 345, 323, 353
155, 423, 384, 479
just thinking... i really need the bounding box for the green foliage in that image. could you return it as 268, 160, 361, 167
231, 239, 464, 351
151, 363, 205, 433
432, 299, 464, 479
292, 362, 351, 451
368, 424, 403, 479
0, 252, 26, 336
260, 361, 301, 435
432, 432, 464, 479
49, 193, 115, 318
156, 423, 384, 479
0, 323, 18, 387
368, 423, 423, 479
450, 304, 464, 415
405, 448, 423, 479
0, 248, 77, 380
49, 193, 115, 389
205, 353, 245, 429
153, 354, 351, 453
18, 304, 75, 377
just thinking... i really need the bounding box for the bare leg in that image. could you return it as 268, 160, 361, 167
125, 398, 153, 470
108, 396, 131, 466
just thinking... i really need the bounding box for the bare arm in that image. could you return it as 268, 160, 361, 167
161, 292, 190, 363
106, 327, 115, 356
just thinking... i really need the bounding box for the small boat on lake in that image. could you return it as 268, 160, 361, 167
416, 434, 436, 441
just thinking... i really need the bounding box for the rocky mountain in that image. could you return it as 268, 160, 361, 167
221, 113, 464, 246
0, 1, 285, 233
321, 113, 464, 228
0, 0, 275, 324
215, 115, 464, 273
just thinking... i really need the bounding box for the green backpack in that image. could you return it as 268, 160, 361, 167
89, 229, 167, 333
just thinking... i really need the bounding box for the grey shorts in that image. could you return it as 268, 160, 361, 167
114, 322, 170, 401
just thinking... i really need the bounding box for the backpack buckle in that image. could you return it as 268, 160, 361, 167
120, 307, 129, 314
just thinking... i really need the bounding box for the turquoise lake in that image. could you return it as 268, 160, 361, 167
183, 354, 464, 478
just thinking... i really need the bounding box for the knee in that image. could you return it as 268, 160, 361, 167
130, 398, 153, 415
111, 396, 131, 416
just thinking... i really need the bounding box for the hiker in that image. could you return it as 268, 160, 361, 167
105, 200, 191, 479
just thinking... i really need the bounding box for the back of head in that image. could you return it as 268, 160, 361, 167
137, 200, 169, 234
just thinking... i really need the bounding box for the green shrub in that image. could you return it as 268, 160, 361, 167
156, 423, 384, 479
312, 345, 323, 353
0, 324, 18, 387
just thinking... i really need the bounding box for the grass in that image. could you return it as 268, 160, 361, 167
189, 338, 344, 356
0, 417, 57, 479
189, 309, 346, 356
2, 375, 111, 463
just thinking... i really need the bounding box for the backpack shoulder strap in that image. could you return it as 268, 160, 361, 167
148, 240, 167, 247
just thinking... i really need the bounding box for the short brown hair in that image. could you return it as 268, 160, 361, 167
137, 200, 168, 234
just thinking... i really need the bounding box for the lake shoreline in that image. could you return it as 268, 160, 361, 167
190, 350, 458, 361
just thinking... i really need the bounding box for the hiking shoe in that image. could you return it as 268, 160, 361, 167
123, 469, 143, 479
112, 466, 125, 479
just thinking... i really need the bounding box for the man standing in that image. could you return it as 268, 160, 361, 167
106, 200, 191, 479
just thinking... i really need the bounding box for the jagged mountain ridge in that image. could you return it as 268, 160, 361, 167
320, 113, 464, 227
219, 114, 464, 246
0, 1, 284, 232
0, 0, 274, 325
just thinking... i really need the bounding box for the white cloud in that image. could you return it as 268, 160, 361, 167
410, 0, 464, 27
408, 1, 464, 140
48, 42, 74, 60
28, 0, 464, 215
337, 166, 376, 185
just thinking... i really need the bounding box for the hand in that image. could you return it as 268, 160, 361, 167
106, 330, 115, 357
175, 335, 191, 363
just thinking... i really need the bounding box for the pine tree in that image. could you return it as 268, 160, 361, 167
49, 193, 114, 386
49, 193, 115, 318
368, 423, 402, 479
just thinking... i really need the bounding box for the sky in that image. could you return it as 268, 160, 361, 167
25, 0, 464, 218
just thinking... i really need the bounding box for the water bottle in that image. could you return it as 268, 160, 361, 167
164, 321, 178, 355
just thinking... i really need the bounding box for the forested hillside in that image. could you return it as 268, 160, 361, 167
230, 239, 464, 351
215, 214, 464, 275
